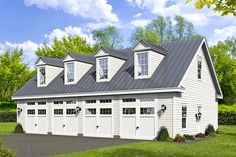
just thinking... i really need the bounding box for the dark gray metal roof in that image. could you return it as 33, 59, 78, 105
14, 37, 222, 98
36, 56, 64, 68
98, 46, 128, 60
67, 52, 95, 64
133, 40, 167, 55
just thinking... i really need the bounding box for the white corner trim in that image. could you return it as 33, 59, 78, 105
12, 87, 185, 100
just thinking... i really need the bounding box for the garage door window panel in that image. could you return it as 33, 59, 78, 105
140, 107, 154, 115
54, 109, 63, 115
85, 100, 96, 104
123, 108, 136, 115
66, 109, 76, 115
38, 109, 46, 115
100, 108, 112, 115
27, 102, 35, 105
66, 101, 76, 104
38, 102, 46, 105
54, 101, 63, 105
27, 109, 35, 115
86, 108, 96, 115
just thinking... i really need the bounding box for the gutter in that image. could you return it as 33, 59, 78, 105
12, 87, 185, 100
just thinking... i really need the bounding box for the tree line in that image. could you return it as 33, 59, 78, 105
0, 15, 235, 104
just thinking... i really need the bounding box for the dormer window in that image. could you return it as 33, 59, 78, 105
137, 52, 148, 77
98, 58, 108, 80
39, 67, 46, 85
66, 62, 75, 83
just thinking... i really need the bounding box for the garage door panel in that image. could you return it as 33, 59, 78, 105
84, 116, 97, 136
37, 116, 48, 134
65, 116, 77, 135
139, 117, 155, 138
99, 116, 112, 136
26, 116, 36, 133
53, 116, 64, 134
122, 116, 136, 138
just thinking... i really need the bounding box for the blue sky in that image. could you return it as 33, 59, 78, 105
0, 0, 235, 67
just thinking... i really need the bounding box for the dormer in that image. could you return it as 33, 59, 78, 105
95, 47, 127, 82
36, 57, 64, 87
133, 40, 166, 79
63, 52, 94, 85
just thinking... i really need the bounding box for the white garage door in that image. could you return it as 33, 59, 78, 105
121, 106, 156, 140
84, 107, 113, 138
26, 108, 48, 134
52, 108, 77, 136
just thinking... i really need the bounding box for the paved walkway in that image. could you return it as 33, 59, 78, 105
1, 134, 138, 157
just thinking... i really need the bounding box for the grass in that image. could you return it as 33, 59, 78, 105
219, 104, 236, 112
0, 122, 16, 134
53, 125, 236, 157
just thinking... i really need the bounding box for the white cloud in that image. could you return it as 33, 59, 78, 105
45, 25, 94, 45
85, 21, 122, 30
24, 0, 119, 22
127, 0, 180, 16
0, 25, 94, 67
209, 25, 236, 45
182, 13, 210, 26
130, 19, 151, 28
0, 40, 40, 67
133, 13, 142, 18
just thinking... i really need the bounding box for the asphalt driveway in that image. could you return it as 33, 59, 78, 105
1, 134, 138, 157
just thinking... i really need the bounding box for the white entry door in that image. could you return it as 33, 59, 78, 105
121, 106, 156, 140
84, 107, 113, 138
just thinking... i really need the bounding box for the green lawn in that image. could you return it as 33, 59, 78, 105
0, 122, 16, 134
54, 125, 236, 157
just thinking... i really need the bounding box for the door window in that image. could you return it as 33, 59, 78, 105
85, 108, 96, 115
100, 108, 112, 115
140, 107, 154, 115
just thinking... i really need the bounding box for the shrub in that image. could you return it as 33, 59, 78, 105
155, 126, 169, 141
218, 111, 236, 125
0, 112, 16, 122
0, 102, 16, 112
173, 134, 186, 142
184, 134, 195, 140
0, 139, 15, 157
205, 124, 215, 136
195, 133, 206, 138
15, 123, 24, 133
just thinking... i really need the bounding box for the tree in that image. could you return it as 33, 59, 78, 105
36, 35, 94, 58
130, 15, 200, 45
92, 26, 123, 50
186, 0, 236, 16
0, 48, 35, 101
210, 38, 236, 104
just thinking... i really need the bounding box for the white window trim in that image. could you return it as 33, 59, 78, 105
37, 66, 47, 87
134, 51, 150, 79
197, 56, 202, 81
65, 62, 75, 85
96, 57, 109, 82
182, 105, 187, 129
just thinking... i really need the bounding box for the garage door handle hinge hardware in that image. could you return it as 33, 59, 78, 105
96, 126, 99, 128
35, 124, 37, 126
63, 125, 65, 127
136, 127, 139, 129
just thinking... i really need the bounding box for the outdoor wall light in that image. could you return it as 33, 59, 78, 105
17, 108, 22, 113
195, 112, 202, 120
75, 106, 81, 114
161, 104, 167, 113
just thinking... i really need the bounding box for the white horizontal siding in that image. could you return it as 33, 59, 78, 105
177, 46, 218, 135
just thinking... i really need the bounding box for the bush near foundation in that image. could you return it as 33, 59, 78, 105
155, 126, 170, 141
173, 134, 186, 142
195, 133, 206, 138
15, 123, 23, 133
205, 124, 215, 136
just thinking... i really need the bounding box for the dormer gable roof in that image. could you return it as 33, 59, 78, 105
95, 46, 128, 60
64, 52, 95, 64
133, 40, 167, 55
35, 56, 64, 68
